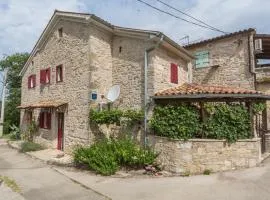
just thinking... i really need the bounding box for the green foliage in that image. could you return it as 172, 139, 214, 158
0, 53, 29, 134
8, 125, 21, 140
21, 121, 38, 142
149, 103, 252, 143
73, 138, 157, 176
89, 109, 144, 125
203, 169, 211, 175
203, 103, 251, 143
89, 109, 122, 125
122, 109, 144, 123
149, 104, 201, 140
253, 102, 266, 114
20, 141, 44, 153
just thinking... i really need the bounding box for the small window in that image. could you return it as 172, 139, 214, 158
119, 46, 122, 53
170, 63, 178, 84
56, 65, 63, 82
40, 68, 50, 84
58, 28, 63, 38
39, 111, 51, 129
28, 75, 36, 89
195, 51, 209, 68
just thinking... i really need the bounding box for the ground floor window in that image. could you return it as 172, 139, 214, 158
39, 110, 51, 129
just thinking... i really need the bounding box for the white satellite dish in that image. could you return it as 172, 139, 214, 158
106, 85, 120, 102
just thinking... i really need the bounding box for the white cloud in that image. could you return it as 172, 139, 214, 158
0, 0, 269, 57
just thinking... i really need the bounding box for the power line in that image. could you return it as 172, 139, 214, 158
135, 0, 227, 34
156, 0, 228, 34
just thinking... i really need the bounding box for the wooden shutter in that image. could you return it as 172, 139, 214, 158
28, 76, 31, 88
39, 112, 44, 128
40, 70, 45, 84
170, 63, 178, 84
33, 75, 36, 87
47, 68, 50, 83
47, 112, 51, 129
195, 51, 209, 68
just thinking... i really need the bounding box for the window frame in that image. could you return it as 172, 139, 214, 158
28, 74, 36, 89
40, 68, 50, 85
39, 110, 51, 130
56, 65, 63, 83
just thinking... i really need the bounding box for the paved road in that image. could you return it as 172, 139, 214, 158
0, 140, 108, 200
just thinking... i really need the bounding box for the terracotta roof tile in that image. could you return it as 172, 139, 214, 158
17, 100, 67, 109
155, 83, 261, 97
184, 28, 255, 48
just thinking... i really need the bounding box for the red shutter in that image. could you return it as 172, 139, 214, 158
47, 68, 50, 83
33, 75, 36, 87
170, 63, 178, 84
40, 70, 44, 84
28, 76, 31, 88
47, 112, 51, 129
39, 112, 44, 128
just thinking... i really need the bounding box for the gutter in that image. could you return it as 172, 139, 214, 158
144, 34, 164, 147
152, 93, 270, 100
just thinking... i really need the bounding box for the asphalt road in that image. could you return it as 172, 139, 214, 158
0, 139, 108, 200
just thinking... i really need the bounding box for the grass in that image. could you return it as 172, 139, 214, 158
0, 176, 21, 193
20, 141, 44, 153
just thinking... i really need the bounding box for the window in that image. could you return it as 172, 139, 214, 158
39, 111, 51, 129
40, 68, 50, 84
58, 28, 63, 38
28, 75, 36, 89
56, 65, 63, 82
170, 63, 178, 84
195, 51, 209, 68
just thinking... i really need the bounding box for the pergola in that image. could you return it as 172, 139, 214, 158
152, 83, 270, 153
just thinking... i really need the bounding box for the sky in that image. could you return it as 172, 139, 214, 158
0, 0, 270, 57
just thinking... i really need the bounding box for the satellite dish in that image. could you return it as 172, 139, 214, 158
106, 85, 120, 102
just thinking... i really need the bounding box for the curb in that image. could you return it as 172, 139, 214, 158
53, 167, 112, 200
6, 141, 111, 199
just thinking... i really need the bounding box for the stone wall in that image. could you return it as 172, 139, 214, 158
21, 17, 190, 151
186, 33, 255, 90
148, 135, 261, 174
21, 19, 92, 151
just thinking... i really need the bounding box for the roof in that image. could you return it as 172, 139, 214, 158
17, 100, 67, 109
153, 83, 270, 100
20, 10, 194, 76
184, 28, 256, 48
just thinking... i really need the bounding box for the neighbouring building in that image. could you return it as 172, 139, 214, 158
18, 10, 194, 151
185, 28, 270, 152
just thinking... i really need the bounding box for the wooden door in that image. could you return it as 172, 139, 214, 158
57, 113, 64, 150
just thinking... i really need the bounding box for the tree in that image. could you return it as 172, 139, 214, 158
0, 53, 29, 134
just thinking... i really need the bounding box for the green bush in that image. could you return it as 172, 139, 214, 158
203, 103, 251, 143
73, 138, 157, 175
89, 109, 123, 125
20, 141, 44, 153
149, 104, 201, 140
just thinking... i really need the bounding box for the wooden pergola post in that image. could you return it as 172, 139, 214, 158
247, 102, 256, 138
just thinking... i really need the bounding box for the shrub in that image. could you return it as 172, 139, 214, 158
20, 141, 44, 153
89, 109, 122, 125
9, 125, 21, 140
73, 138, 157, 175
203, 169, 211, 175
149, 104, 201, 140
203, 103, 251, 143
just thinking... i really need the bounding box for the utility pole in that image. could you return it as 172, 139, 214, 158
0, 68, 7, 137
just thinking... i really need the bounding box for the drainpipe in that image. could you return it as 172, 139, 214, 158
144, 34, 164, 147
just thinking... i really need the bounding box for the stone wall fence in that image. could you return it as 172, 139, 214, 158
148, 135, 262, 174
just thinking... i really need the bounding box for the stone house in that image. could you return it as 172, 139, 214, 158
18, 10, 194, 151
185, 28, 270, 152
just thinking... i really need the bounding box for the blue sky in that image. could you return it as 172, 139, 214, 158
0, 0, 270, 57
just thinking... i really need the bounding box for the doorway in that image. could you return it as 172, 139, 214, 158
57, 113, 64, 150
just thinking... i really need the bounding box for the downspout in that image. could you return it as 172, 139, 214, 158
248, 32, 256, 90
144, 34, 164, 147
